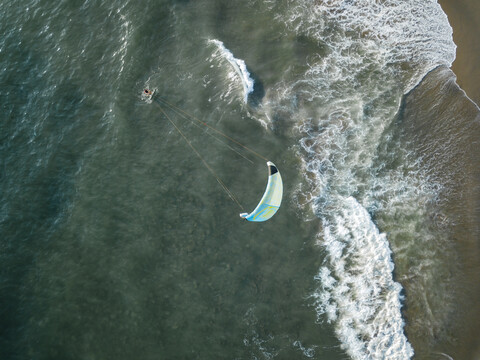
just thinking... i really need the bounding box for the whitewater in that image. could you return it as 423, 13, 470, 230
247, 0, 456, 358
208, 39, 255, 104
202, 1, 457, 357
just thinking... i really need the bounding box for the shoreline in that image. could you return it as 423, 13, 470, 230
399, 66, 480, 360
438, 0, 480, 107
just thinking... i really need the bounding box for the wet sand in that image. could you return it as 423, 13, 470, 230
434, 2, 480, 358
399, 66, 480, 360
438, 0, 480, 107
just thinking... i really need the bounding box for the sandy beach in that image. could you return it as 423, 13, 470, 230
437, 2, 480, 357
439, 0, 480, 107
400, 65, 480, 359
400, 2, 480, 358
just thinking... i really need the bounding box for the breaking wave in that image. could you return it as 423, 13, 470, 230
208, 39, 254, 104
256, 0, 457, 358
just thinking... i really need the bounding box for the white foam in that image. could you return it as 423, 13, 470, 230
292, 340, 316, 358
257, 0, 457, 358
280, 0, 455, 93
208, 39, 254, 103
312, 197, 413, 359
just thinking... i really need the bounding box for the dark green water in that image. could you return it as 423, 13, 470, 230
1, 1, 479, 359
0, 1, 341, 359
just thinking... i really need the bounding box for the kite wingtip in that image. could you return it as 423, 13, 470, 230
267, 161, 279, 176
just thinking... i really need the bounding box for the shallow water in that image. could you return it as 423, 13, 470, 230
392, 66, 480, 359
1, 1, 479, 359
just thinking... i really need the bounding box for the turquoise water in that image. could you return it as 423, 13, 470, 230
1, 1, 479, 359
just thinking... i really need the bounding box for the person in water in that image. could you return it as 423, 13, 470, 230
144, 89, 152, 96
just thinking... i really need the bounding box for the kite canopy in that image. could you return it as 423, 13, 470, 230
240, 162, 283, 222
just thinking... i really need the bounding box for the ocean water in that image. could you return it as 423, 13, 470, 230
1, 1, 479, 360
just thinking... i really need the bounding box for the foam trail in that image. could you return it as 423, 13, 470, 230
257, 0, 457, 358
209, 39, 254, 103
312, 197, 413, 359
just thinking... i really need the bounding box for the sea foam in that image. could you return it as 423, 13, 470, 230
208, 39, 254, 104
312, 197, 413, 359
257, 0, 456, 358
